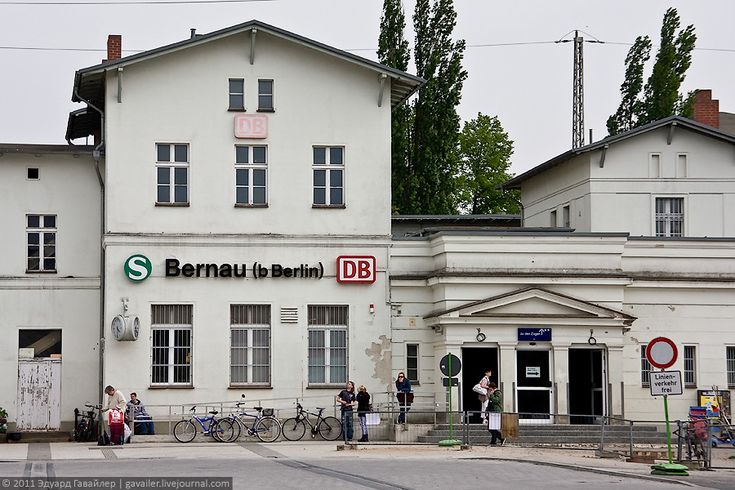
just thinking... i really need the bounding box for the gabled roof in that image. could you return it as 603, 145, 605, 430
502, 116, 735, 190
71, 19, 424, 110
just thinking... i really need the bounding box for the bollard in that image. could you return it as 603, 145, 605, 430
629, 420, 634, 458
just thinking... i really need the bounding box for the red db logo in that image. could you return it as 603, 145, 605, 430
336, 256, 376, 284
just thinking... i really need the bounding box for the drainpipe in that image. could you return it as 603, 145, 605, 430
73, 84, 106, 405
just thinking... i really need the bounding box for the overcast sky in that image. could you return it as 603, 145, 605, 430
1, 0, 733, 174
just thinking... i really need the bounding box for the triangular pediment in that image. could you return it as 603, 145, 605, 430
426, 287, 634, 323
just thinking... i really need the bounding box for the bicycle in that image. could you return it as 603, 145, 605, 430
225, 402, 282, 443
73, 403, 101, 442
281, 403, 342, 441
173, 406, 236, 443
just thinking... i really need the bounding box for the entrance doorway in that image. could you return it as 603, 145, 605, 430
461, 347, 498, 423
568, 348, 605, 424
516, 349, 553, 424
17, 329, 62, 431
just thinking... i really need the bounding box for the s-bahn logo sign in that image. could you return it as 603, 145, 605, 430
124, 254, 153, 282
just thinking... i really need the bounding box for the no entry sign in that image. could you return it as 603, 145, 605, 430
646, 337, 678, 370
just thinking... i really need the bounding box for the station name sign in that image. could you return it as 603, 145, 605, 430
518, 327, 552, 342
165, 259, 324, 279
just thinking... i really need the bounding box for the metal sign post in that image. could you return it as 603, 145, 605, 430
646, 338, 688, 476
438, 353, 461, 447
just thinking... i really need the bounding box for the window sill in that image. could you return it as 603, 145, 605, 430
306, 384, 345, 390
148, 385, 194, 389
234, 203, 269, 208
256, 108, 275, 113
228, 108, 246, 112
685, 385, 697, 389
155, 203, 190, 207
25, 270, 58, 274
312, 204, 346, 209
228, 385, 272, 390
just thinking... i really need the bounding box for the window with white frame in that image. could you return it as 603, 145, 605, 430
641, 345, 652, 387
156, 143, 189, 204
312, 146, 344, 206
258, 79, 274, 111
684, 345, 697, 387
230, 305, 271, 385
27, 214, 56, 272
727, 347, 735, 388
151, 305, 192, 386
228, 78, 244, 110
407, 344, 419, 383
307, 305, 348, 385
235, 145, 267, 205
655, 197, 684, 237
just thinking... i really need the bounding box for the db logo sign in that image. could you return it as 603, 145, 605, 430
234, 114, 268, 139
336, 256, 376, 284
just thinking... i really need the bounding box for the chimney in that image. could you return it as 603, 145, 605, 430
107, 34, 122, 61
693, 89, 720, 128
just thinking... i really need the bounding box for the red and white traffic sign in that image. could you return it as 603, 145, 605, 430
646, 337, 678, 370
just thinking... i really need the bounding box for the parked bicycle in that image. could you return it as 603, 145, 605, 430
281, 403, 341, 441
173, 406, 236, 443
224, 402, 282, 443
73, 403, 101, 442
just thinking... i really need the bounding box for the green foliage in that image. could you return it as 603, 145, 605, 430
607, 8, 696, 135
378, 0, 415, 214
607, 36, 651, 135
409, 0, 467, 214
457, 113, 519, 214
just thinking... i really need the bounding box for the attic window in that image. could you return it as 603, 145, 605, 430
229, 78, 244, 111
27, 168, 39, 180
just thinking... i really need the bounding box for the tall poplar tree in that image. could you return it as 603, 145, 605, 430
410, 0, 467, 214
378, 0, 414, 214
607, 8, 696, 135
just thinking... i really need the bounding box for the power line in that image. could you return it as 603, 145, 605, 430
0, 0, 274, 4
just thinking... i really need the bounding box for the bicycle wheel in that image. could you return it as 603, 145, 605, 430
173, 419, 197, 443
317, 416, 342, 441
212, 419, 236, 443
281, 418, 306, 441
226, 417, 242, 442
254, 417, 281, 443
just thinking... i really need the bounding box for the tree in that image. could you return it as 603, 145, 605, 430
457, 113, 520, 215
606, 36, 651, 135
607, 8, 696, 135
378, 0, 414, 214
409, 0, 467, 214
641, 7, 697, 124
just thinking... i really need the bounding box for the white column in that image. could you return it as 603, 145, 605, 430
553, 345, 570, 421
608, 345, 624, 418
498, 342, 516, 412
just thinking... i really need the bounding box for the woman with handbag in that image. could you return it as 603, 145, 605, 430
479, 370, 492, 420
356, 385, 371, 442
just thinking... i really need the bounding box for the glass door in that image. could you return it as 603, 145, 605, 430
516, 349, 553, 424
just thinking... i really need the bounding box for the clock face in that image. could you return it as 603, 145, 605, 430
132, 317, 140, 340
111, 316, 125, 340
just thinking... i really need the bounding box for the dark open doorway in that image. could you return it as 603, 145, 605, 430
461, 347, 498, 423
569, 348, 604, 424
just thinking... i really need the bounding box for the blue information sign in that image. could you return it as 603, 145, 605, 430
518, 327, 552, 342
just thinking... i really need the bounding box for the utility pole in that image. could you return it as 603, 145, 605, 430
557, 31, 604, 149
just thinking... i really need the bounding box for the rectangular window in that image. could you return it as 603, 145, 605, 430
228, 78, 244, 110
562, 205, 570, 228
230, 305, 271, 386
655, 197, 684, 237
235, 145, 267, 206
27, 168, 39, 180
684, 345, 697, 388
307, 305, 348, 385
727, 347, 735, 388
312, 146, 344, 207
641, 345, 652, 387
676, 154, 688, 178
151, 305, 192, 386
258, 79, 274, 111
550, 210, 557, 227
649, 153, 661, 178
407, 344, 419, 383
26, 214, 56, 272
156, 143, 189, 205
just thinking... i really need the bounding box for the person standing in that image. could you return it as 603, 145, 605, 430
479, 370, 492, 421
102, 385, 127, 445
356, 385, 371, 442
336, 380, 356, 441
395, 372, 412, 424
486, 382, 504, 446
